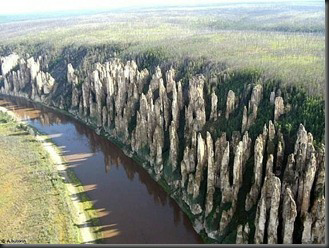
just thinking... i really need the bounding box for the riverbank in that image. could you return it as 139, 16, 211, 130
0, 93, 210, 243
1, 90, 211, 244
0, 106, 98, 244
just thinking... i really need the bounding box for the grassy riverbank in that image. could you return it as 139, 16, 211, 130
0, 110, 98, 244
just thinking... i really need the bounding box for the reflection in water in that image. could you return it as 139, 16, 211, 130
0, 96, 202, 244
0, 97, 65, 125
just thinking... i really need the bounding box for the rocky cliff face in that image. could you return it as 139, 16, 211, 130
0, 53, 20, 76
0, 52, 325, 244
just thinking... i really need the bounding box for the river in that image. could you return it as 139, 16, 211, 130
0, 96, 202, 244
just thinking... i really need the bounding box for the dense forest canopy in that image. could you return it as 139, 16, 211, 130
0, 1, 325, 97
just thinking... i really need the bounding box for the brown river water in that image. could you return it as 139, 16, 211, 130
0, 96, 202, 244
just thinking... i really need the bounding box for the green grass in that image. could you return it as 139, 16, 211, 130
65, 169, 103, 243
0, 112, 81, 244
33, 129, 104, 243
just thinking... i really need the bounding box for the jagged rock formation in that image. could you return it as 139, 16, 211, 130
245, 134, 265, 211
67, 63, 79, 85
169, 120, 179, 172
0, 53, 20, 76
236, 223, 250, 244
0, 52, 325, 244
205, 132, 215, 216
185, 75, 206, 140
225, 90, 236, 119
254, 169, 281, 244
274, 96, 284, 122
1, 55, 56, 102
242, 84, 263, 133
210, 91, 218, 121
282, 186, 297, 244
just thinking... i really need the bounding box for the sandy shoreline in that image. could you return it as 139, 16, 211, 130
0, 106, 96, 244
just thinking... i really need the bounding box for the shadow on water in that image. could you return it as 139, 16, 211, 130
0, 96, 203, 244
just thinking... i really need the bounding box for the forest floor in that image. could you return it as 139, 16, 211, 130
0, 108, 97, 244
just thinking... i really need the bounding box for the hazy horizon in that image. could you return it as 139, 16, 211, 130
0, 0, 322, 15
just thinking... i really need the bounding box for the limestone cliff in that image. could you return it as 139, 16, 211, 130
0, 52, 325, 244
